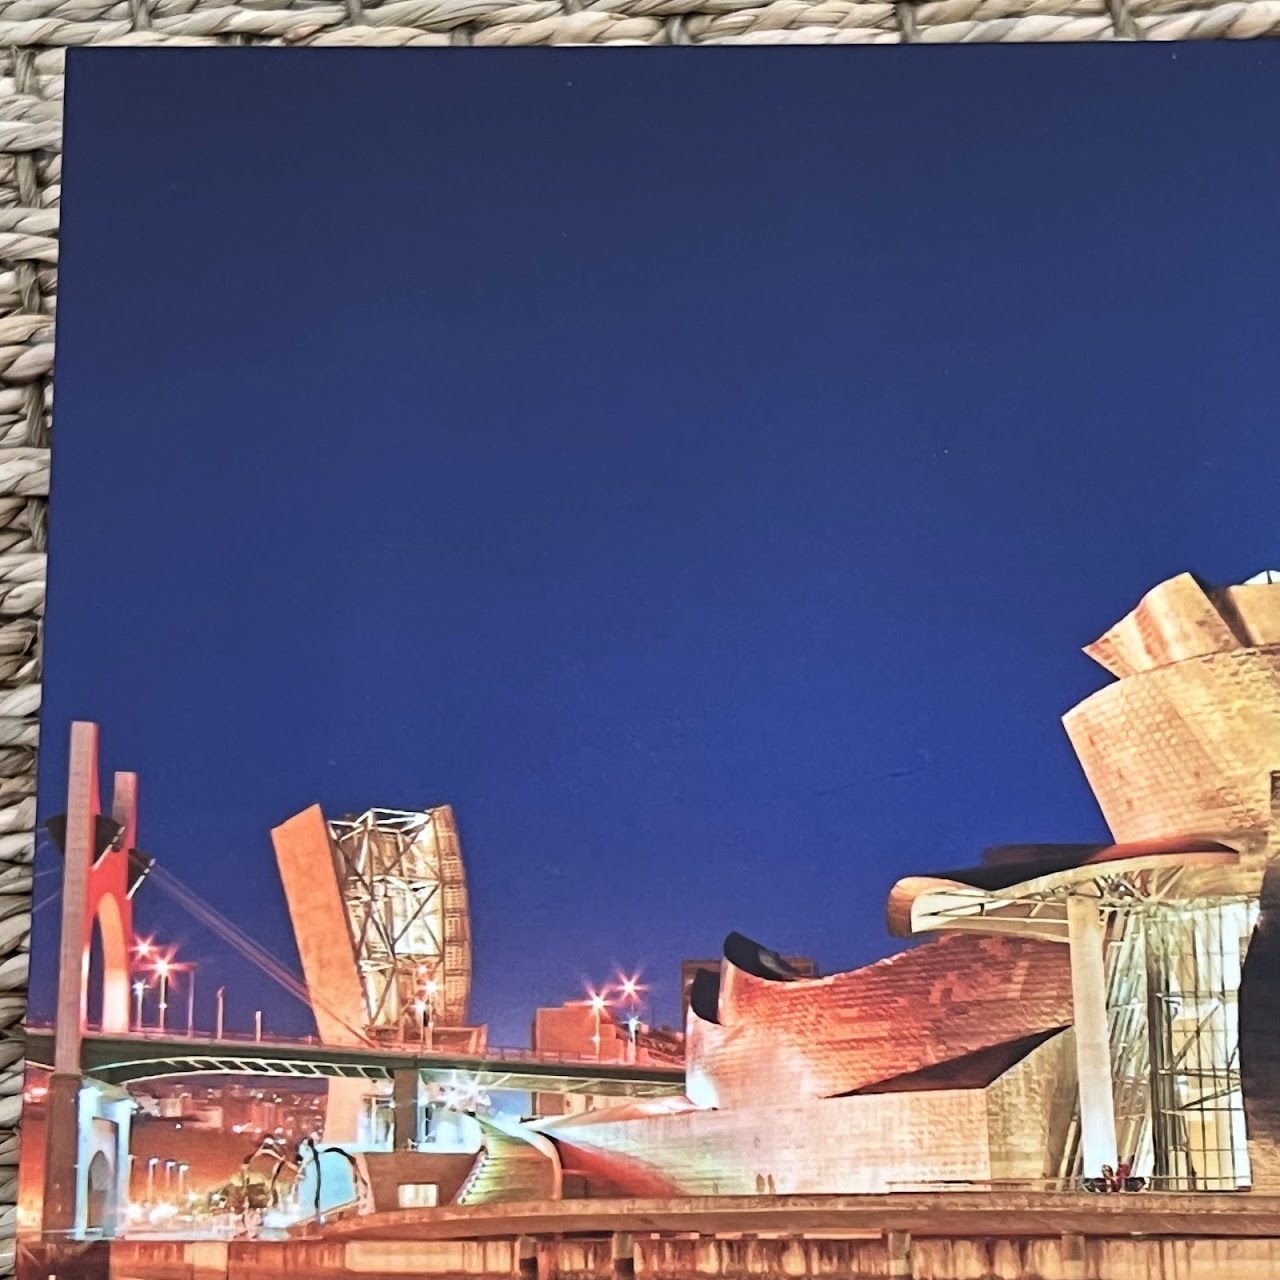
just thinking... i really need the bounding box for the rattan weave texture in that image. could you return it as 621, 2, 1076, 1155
0, 8, 1274, 1273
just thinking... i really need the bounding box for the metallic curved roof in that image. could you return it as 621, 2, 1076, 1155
886, 837, 1239, 941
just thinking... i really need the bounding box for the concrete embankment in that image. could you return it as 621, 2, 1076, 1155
20, 1229, 1280, 1280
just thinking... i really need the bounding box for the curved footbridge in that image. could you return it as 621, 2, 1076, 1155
23, 1026, 684, 1096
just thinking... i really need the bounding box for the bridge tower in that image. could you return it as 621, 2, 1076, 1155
42, 721, 149, 1239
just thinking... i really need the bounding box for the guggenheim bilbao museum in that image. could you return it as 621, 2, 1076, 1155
273, 570, 1280, 1206
534, 570, 1280, 1200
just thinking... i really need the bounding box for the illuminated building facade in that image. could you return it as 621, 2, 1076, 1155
539, 572, 1280, 1199
271, 802, 486, 1144
272, 804, 481, 1049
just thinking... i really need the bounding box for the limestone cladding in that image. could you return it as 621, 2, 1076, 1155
687, 933, 1074, 1110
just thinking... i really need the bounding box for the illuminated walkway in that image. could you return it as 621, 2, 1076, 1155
23, 1025, 684, 1096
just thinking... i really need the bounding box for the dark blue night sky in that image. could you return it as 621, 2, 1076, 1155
33, 46, 1280, 1048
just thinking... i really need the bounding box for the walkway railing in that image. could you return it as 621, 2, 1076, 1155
22, 1021, 684, 1070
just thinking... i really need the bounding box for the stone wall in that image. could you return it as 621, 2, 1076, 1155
21, 1230, 1280, 1280
361, 1151, 477, 1212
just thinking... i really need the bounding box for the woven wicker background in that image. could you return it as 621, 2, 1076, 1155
0, 6, 1276, 1271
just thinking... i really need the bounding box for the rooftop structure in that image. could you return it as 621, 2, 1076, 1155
271, 804, 481, 1050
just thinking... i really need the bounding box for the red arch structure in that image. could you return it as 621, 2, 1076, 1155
43, 722, 151, 1239
46, 736, 146, 1035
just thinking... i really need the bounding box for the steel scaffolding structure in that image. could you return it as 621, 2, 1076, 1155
1058, 893, 1259, 1191
327, 807, 472, 1043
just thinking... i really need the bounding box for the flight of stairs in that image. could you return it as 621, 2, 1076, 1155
454, 1122, 558, 1206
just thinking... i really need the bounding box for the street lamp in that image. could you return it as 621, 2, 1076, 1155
177, 1163, 189, 1198
154, 957, 172, 1033
216, 986, 225, 1040
132, 979, 147, 1032
185, 963, 197, 1037
588, 989, 610, 1061
617, 973, 646, 1061
146, 1156, 158, 1203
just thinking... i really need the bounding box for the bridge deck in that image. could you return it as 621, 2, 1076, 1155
22, 1027, 685, 1096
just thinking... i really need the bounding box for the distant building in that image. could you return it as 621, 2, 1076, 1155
529, 1003, 642, 1119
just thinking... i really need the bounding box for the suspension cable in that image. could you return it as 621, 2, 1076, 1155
148, 863, 371, 1045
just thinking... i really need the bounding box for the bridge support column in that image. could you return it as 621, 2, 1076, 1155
611, 1232, 635, 1280
1067, 894, 1118, 1179
884, 1230, 912, 1279
41, 1073, 83, 1237
43, 723, 97, 1239
516, 1236, 537, 1280
1060, 1232, 1086, 1280
323, 1078, 370, 1145
392, 1068, 425, 1150
43, 1074, 134, 1240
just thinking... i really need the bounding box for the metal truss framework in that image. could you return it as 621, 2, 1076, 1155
328, 807, 472, 1039
901, 863, 1258, 1191
1055, 890, 1258, 1192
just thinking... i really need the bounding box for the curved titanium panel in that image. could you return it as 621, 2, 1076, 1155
722, 932, 807, 982
688, 968, 721, 1026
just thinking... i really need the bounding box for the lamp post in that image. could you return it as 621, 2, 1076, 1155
255, 1010, 263, 1042
164, 1159, 175, 1195
216, 987, 225, 1040
155, 958, 171, 1033
132, 979, 146, 1032
185, 965, 197, 1037
589, 991, 609, 1061
177, 1163, 189, 1199
146, 1156, 158, 1204
617, 973, 646, 1063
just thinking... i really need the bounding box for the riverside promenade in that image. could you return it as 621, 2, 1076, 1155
20, 1191, 1280, 1280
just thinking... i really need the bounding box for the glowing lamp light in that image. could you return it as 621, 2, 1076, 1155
589, 992, 609, 1013
154, 957, 172, 978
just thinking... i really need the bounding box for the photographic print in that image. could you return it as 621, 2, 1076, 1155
12, 42, 1280, 1280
